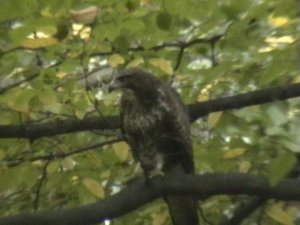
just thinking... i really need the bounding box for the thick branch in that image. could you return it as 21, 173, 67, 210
1, 173, 300, 225
0, 83, 299, 139
188, 82, 300, 122
0, 116, 119, 140
219, 155, 300, 225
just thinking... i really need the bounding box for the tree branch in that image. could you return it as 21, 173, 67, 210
219, 155, 300, 225
0, 73, 39, 94
188, 82, 300, 122
1, 173, 300, 225
0, 61, 63, 95
0, 82, 299, 139
5, 138, 121, 167
33, 161, 50, 211
0, 116, 120, 140
88, 35, 221, 58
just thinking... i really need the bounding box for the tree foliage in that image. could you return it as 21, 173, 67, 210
0, 0, 299, 225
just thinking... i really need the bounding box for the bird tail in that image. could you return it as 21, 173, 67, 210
163, 164, 199, 225
165, 195, 199, 225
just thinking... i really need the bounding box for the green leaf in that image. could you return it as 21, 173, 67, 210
266, 203, 295, 225
43, 102, 63, 114
78, 184, 97, 204
265, 126, 285, 136
267, 152, 296, 186
220, 0, 250, 20
6, 89, 36, 113
0, 163, 38, 191
122, 19, 145, 32
208, 112, 223, 129
156, 12, 172, 30
114, 36, 129, 51
282, 140, 300, 153
266, 104, 288, 126
149, 58, 173, 75
39, 88, 58, 105
0, 149, 5, 160
46, 161, 60, 174
61, 157, 76, 170
60, 60, 79, 73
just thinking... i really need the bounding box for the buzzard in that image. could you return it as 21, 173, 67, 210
109, 68, 198, 225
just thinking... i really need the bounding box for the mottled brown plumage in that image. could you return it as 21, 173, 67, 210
109, 68, 199, 225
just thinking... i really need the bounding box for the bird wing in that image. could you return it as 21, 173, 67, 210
157, 84, 195, 173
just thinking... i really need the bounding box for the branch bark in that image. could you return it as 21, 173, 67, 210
188, 82, 300, 122
0, 82, 299, 140
1, 173, 300, 225
6, 138, 122, 167
219, 156, 300, 225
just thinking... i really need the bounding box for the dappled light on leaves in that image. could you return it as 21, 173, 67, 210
0, 0, 298, 225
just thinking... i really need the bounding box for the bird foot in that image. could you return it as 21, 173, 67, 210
148, 169, 165, 178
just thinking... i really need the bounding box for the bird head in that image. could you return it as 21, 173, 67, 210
108, 68, 159, 93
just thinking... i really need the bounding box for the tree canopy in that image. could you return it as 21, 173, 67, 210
0, 0, 299, 225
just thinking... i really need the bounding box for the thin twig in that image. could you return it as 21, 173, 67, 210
6, 138, 122, 167
33, 160, 51, 211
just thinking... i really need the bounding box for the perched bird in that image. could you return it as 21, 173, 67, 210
109, 68, 198, 225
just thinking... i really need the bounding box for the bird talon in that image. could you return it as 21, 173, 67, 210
148, 170, 165, 178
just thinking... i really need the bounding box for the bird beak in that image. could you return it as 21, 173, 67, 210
107, 69, 120, 92
108, 79, 122, 92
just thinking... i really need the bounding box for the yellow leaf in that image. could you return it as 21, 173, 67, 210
258, 46, 274, 53
260, 36, 295, 53
292, 75, 300, 84
72, 23, 84, 31
31, 160, 43, 167
108, 54, 125, 67
238, 160, 251, 173
71, 175, 79, 185
80, 27, 92, 40
141, 0, 151, 6
56, 71, 68, 79
265, 36, 295, 45
149, 58, 173, 75
82, 178, 104, 198
174, 73, 188, 81
21, 37, 58, 49
266, 203, 295, 225
113, 141, 130, 162
268, 15, 290, 28
41, 7, 53, 18
152, 211, 169, 225
197, 93, 209, 102
223, 148, 247, 159
75, 109, 86, 119
207, 112, 223, 129
126, 57, 144, 67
